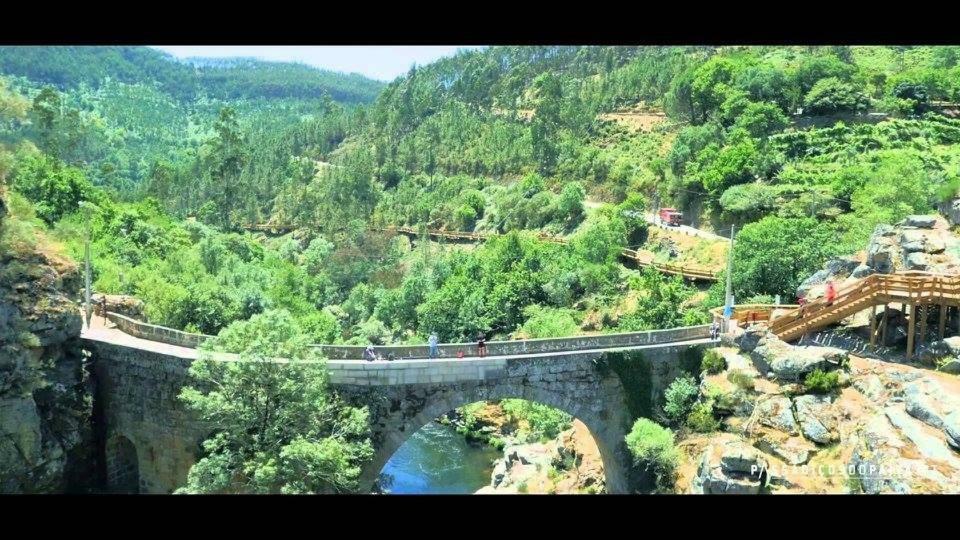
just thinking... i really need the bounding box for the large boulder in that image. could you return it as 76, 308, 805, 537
939, 359, 960, 375
902, 215, 938, 229
751, 332, 847, 381
939, 198, 960, 227
794, 394, 838, 444
849, 414, 922, 494
903, 378, 960, 449
850, 264, 875, 279
797, 258, 859, 298
691, 437, 768, 494
734, 326, 767, 353
754, 395, 799, 435
754, 435, 814, 466
905, 252, 930, 271
865, 224, 898, 274
919, 337, 960, 374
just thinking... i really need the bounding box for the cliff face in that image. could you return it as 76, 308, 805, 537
0, 207, 93, 493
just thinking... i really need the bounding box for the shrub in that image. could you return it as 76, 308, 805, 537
624, 418, 679, 490
685, 402, 721, 433
804, 369, 841, 394
702, 349, 726, 374
727, 369, 756, 391
663, 375, 699, 425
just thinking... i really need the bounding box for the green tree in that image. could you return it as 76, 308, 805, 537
205, 107, 250, 228
177, 310, 373, 494
662, 375, 699, 425
803, 77, 870, 115
10, 151, 98, 224
530, 73, 562, 174
625, 418, 679, 491
732, 216, 840, 299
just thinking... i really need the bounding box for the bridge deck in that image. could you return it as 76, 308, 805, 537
81, 316, 715, 369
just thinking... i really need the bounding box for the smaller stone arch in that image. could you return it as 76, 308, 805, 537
105, 435, 140, 493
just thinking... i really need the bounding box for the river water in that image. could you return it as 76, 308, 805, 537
379, 422, 500, 494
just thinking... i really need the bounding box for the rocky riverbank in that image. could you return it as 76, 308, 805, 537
440, 402, 605, 494
673, 326, 960, 494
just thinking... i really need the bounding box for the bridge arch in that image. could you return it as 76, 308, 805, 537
105, 434, 140, 493
356, 377, 634, 493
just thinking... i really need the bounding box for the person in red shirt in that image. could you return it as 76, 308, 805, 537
825, 281, 837, 306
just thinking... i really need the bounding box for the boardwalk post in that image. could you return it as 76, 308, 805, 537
80, 201, 94, 329
881, 305, 890, 346
870, 304, 878, 348
906, 303, 916, 361
723, 224, 735, 333
919, 304, 928, 349
939, 303, 947, 340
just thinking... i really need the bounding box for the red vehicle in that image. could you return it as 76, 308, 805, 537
659, 207, 683, 226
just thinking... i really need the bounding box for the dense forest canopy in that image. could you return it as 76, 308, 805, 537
4, 44, 960, 347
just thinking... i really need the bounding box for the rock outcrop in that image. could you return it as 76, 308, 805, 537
690, 436, 768, 494
681, 325, 960, 494
863, 216, 960, 275
0, 211, 92, 493
741, 328, 847, 382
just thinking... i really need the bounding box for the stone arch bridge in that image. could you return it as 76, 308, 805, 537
81, 313, 715, 494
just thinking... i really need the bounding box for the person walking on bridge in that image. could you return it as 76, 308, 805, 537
428, 332, 439, 359
364, 344, 376, 362
476, 332, 487, 358
825, 280, 837, 306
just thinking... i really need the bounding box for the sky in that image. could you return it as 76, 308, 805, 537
152, 46, 481, 82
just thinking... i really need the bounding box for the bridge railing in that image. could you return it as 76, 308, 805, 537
313, 325, 711, 360
107, 312, 215, 349
104, 311, 710, 360
708, 304, 801, 327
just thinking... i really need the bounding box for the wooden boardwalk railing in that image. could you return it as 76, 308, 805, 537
239, 222, 720, 281
764, 271, 960, 358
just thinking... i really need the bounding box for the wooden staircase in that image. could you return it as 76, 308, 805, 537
768, 271, 960, 357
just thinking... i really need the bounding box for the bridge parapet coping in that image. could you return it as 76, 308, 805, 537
103, 311, 710, 360
107, 312, 214, 349
314, 325, 711, 359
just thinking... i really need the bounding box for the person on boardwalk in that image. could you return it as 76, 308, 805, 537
428, 332, 439, 359
477, 332, 487, 358
825, 280, 837, 306
363, 344, 376, 362
797, 294, 807, 320
710, 320, 720, 340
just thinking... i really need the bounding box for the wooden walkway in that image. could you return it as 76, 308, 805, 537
377, 226, 719, 282
239, 223, 720, 282
766, 271, 960, 359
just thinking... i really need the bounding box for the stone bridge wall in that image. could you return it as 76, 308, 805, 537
83, 331, 713, 493
107, 313, 212, 349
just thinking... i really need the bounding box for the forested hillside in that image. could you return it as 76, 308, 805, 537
0, 46, 384, 195
4, 45, 960, 348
